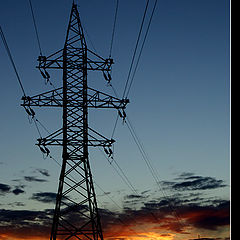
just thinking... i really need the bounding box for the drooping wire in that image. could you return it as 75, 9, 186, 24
109, 0, 119, 58
0, 26, 49, 144
110, 0, 157, 137
122, 0, 150, 99
0, 21, 56, 160
125, 116, 159, 186
35, 118, 51, 134
82, 24, 98, 54
125, 115, 185, 231
106, 1, 184, 226
33, 117, 42, 138
94, 181, 152, 238
98, 147, 138, 195
28, 0, 63, 95
99, 145, 162, 225
111, 114, 119, 139
125, 0, 157, 98
0, 26, 27, 97
109, 0, 152, 139
107, 81, 185, 232
0, 27, 52, 152
28, 0, 43, 56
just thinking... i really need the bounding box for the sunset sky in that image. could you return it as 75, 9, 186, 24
0, 0, 230, 240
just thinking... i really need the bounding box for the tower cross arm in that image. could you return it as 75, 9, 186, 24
36, 126, 115, 148
21, 87, 129, 109
37, 48, 113, 72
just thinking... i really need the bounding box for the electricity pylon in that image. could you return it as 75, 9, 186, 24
22, 3, 128, 240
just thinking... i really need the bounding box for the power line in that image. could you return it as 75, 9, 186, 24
111, 114, 119, 139
125, 116, 159, 185
125, 115, 185, 232
98, 147, 138, 195
105, 0, 184, 227
28, 0, 43, 56
0, 26, 27, 97
122, 0, 150, 99
0, 25, 53, 152
125, 0, 157, 98
94, 181, 151, 238
109, 0, 119, 57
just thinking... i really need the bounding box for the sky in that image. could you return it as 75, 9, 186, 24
0, 0, 230, 240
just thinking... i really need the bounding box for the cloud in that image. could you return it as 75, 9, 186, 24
31, 192, 57, 203
0, 173, 229, 239
102, 197, 230, 235
181, 201, 230, 231
172, 177, 226, 191
161, 173, 227, 191
24, 176, 48, 182
10, 202, 25, 207
0, 183, 11, 195
0, 209, 52, 239
0, 198, 229, 239
36, 169, 50, 177
124, 194, 147, 199
0, 209, 52, 224
12, 188, 25, 195
1, 202, 26, 207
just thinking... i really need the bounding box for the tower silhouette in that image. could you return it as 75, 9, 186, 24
22, 3, 128, 239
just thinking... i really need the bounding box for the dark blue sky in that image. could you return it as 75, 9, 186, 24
0, 1, 230, 239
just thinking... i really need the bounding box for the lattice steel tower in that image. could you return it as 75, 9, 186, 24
22, 3, 128, 240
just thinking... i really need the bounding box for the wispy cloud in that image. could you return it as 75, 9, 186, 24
31, 192, 56, 203
24, 176, 48, 183
0, 183, 11, 195
36, 169, 50, 177
161, 173, 227, 191
12, 188, 25, 195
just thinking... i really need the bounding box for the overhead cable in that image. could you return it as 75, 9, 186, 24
109, 0, 119, 57
0, 26, 27, 97
125, 115, 185, 231
125, 0, 157, 98
28, 0, 43, 56
122, 0, 150, 99
99, 147, 138, 195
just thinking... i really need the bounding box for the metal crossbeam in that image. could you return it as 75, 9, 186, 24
22, 86, 129, 108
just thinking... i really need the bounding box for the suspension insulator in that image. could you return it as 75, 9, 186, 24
107, 72, 112, 81
45, 147, 50, 156
44, 70, 50, 79
24, 107, 32, 116
122, 110, 126, 118
40, 70, 46, 79
39, 146, 47, 154
29, 108, 35, 117
104, 148, 109, 155
118, 110, 123, 118
103, 72, 108, 81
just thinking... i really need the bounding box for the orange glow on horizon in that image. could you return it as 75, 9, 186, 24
105, 231, 175, 240
0, 231, 176, 240
0, 236, 48, 240
0, 234, 175, 240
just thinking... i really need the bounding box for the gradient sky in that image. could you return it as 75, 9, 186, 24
0, 0, 230, 240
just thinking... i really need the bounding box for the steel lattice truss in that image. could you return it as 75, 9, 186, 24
22, 4, 128, 240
